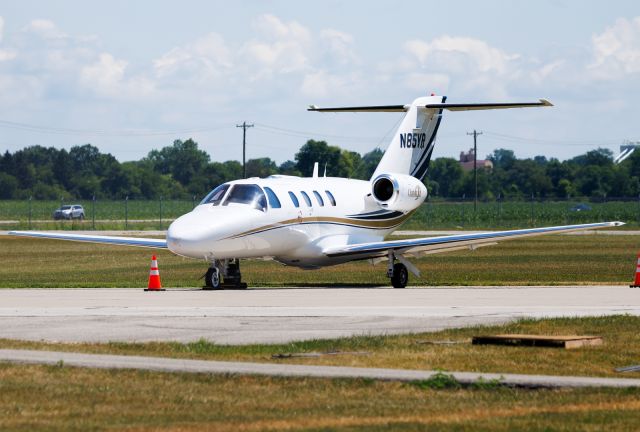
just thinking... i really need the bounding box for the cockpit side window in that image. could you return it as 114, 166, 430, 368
288, 191, 300, 208
312, 190, 324, 206
200, 184, 230, 206
300, 191, 312, 207
223, 184, 267, 211
263, 187, 282, 209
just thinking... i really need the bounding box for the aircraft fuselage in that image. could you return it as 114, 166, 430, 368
166, 175, 418, 268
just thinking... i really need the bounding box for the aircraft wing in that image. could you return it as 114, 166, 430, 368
8, 231, 167, 249
323, 222, 624, 259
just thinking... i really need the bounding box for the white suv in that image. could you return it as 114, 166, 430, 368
53, 204, 85, 220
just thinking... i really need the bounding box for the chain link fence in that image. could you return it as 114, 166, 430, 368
1, 196, 638, 231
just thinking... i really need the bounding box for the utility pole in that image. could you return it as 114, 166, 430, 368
466, 130, 483, 212
236, 121, 254, 178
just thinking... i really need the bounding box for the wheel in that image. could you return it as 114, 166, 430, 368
391, 263, 408, 288
205, 267, 221, 289
79, 214, 85, 220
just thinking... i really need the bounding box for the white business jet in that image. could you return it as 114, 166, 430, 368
10, 94, 623, 288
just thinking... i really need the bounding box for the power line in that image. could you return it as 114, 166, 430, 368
466, 130, 483, 212
236, 121, 254, 178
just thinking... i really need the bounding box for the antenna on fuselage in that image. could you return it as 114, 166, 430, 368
323, 163, 327, 178
312, 162, 319, 178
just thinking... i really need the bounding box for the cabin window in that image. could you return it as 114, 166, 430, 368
223, 184, 267, 211
312, 190, 324, 206
264, 187, 282, 209
300, 191, 312, 207
288, 191, 300, 208
325, 190, 337, 206
200, 184, 230, 206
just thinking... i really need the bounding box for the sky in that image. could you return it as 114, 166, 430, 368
0, 0, 639, 164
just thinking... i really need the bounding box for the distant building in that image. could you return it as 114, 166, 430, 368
459, 148, 493, 171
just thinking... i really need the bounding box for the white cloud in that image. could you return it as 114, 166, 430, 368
154, 33, 231, 80
396, 36, 522, 98
240, 14, 311, 77
590, 16, 640, 78
0, 16, 17, 62
81, 53, 126, 92
23, 19, 67, 40
81, 53, 154, 98
253, 13, 309, 43
320, 29, 357, 65
404, 36, 519, 75
0, 49, 16, 61
300, 70, 359, 98
530, 60, 564, 85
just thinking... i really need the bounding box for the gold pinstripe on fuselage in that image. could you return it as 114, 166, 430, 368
225, 210, 415, 239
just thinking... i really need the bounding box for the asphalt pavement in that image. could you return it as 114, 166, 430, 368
0, 286, 638, 344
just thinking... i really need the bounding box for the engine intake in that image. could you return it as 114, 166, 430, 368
371, 173, 427, 212
373, 176, 395, 202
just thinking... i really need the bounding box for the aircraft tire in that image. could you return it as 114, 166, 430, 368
205, 267, 222, 289
391, 263, 408, 288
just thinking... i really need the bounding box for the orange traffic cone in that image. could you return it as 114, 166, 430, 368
145, 255, 165, 291
631, 253, 640, 288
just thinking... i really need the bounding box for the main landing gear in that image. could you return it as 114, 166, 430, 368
204, 258, 247, 290
386, 251, 409, 288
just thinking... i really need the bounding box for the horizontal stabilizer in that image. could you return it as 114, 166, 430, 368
425, 99, 553, 111
308, 104, 408, 112
308, 99, 552, 113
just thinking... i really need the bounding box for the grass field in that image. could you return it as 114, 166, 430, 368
1, 198, 639, 230
2, 316, 639, 379
0, 234, 636, 287
2, 316, 640, 431
2, 363, 639, 431
1, 363, 639, 431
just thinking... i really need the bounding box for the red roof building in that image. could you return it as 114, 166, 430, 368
459, 148, 493, 171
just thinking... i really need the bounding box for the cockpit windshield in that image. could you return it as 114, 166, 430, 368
200, 184, 230, 206
223, 184, 267, 211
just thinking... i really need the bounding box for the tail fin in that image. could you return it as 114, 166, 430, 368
308, 95, 552, 181
372, 95, 445, 181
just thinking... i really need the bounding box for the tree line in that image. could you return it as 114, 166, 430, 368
0, 138, 638, 200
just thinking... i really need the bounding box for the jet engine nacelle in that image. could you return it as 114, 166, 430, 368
371, 173, 427, 212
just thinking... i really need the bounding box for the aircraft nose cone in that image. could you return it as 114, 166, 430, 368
167, 213, 210, 258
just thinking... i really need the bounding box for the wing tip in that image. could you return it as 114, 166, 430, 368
540, 98, 554, 107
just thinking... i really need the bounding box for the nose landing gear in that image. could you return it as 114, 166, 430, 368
204, 258, 247, 290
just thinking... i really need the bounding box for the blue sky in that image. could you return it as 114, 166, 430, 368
1, 1, 639, 164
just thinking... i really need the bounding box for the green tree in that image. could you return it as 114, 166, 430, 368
353, 148, 384, 180
278, 160, 301, 176
295, 140, 341, 176
246, 157, 278, 178
145, 139, 210, 191
488, 148, 516, 170
336, 150, 361, 178
427, 158, 464, 197
0, 173, 18, 199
